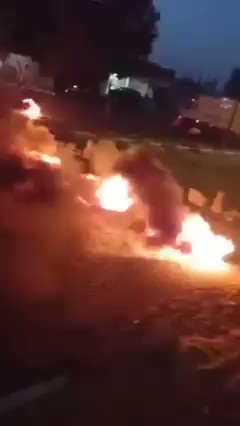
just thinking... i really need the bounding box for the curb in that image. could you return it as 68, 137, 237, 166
71, 130, 240, 157
150, 142, 240, 156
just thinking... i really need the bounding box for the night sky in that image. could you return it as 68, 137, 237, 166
152, 0, 240, 84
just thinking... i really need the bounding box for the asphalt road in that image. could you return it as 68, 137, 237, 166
1, 184, 240, 424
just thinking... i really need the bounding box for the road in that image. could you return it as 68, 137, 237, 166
1, 184, 240, 424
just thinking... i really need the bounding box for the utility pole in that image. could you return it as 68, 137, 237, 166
223, 99, 239, 149
228, 99, 239, 132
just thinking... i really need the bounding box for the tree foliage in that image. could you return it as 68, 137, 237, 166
55, 0, 160, 86
0, 0, 159, 86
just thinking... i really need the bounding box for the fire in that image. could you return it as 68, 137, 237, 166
85, 174, 99, 182
156, 214, 235, 273
22, 99, 41, 120
96, 174, 133, 213
27, 150, 61, 167
96, 175, 234, 272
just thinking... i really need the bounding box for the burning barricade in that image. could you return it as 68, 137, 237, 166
0, 99, 62, 201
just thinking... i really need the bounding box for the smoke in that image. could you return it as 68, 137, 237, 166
82, 139, 123, 176
113, 147, 184, 246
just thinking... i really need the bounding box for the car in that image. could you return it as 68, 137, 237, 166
173, 116, 202, 136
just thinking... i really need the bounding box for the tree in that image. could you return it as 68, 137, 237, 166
225, 68, 240, 100
54, 0, 160, 87
203, 79, 218, 96
0, 0, 160, 88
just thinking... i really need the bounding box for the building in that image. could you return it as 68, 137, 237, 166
0, 52, 54, 91
100, 61, 175, 99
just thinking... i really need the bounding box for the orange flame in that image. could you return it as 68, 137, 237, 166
156, 214, 235, 272
96, 174, 133, 213
27, 150, 61, 167
22, 99, 41, 120
96, 176, 234, 272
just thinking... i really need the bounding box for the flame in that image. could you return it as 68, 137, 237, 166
22, 99, 41, 120
156, 214, 235, 273
96, 175, 234, 272
96, 174, 133, 213
85, 174, 99, 182
27, 150, 61, 167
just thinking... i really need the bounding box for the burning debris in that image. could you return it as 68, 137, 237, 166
1, 100, 236, 276
95, 171, 234, 273
22, 99, 41, 121
150, 214, 235, 273
0, 100, 62, 200
76, 144, 235, 273
87, 146, 234, 273
27, 151, 61, 167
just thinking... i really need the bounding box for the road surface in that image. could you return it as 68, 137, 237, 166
0, 186, 240, 424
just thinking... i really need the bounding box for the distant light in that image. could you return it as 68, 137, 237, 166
73, 85, 78, 89
178, 115, 182, 119
65, 89, 69, 93
192, 98, 196, 102
196, 119, 200, 123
